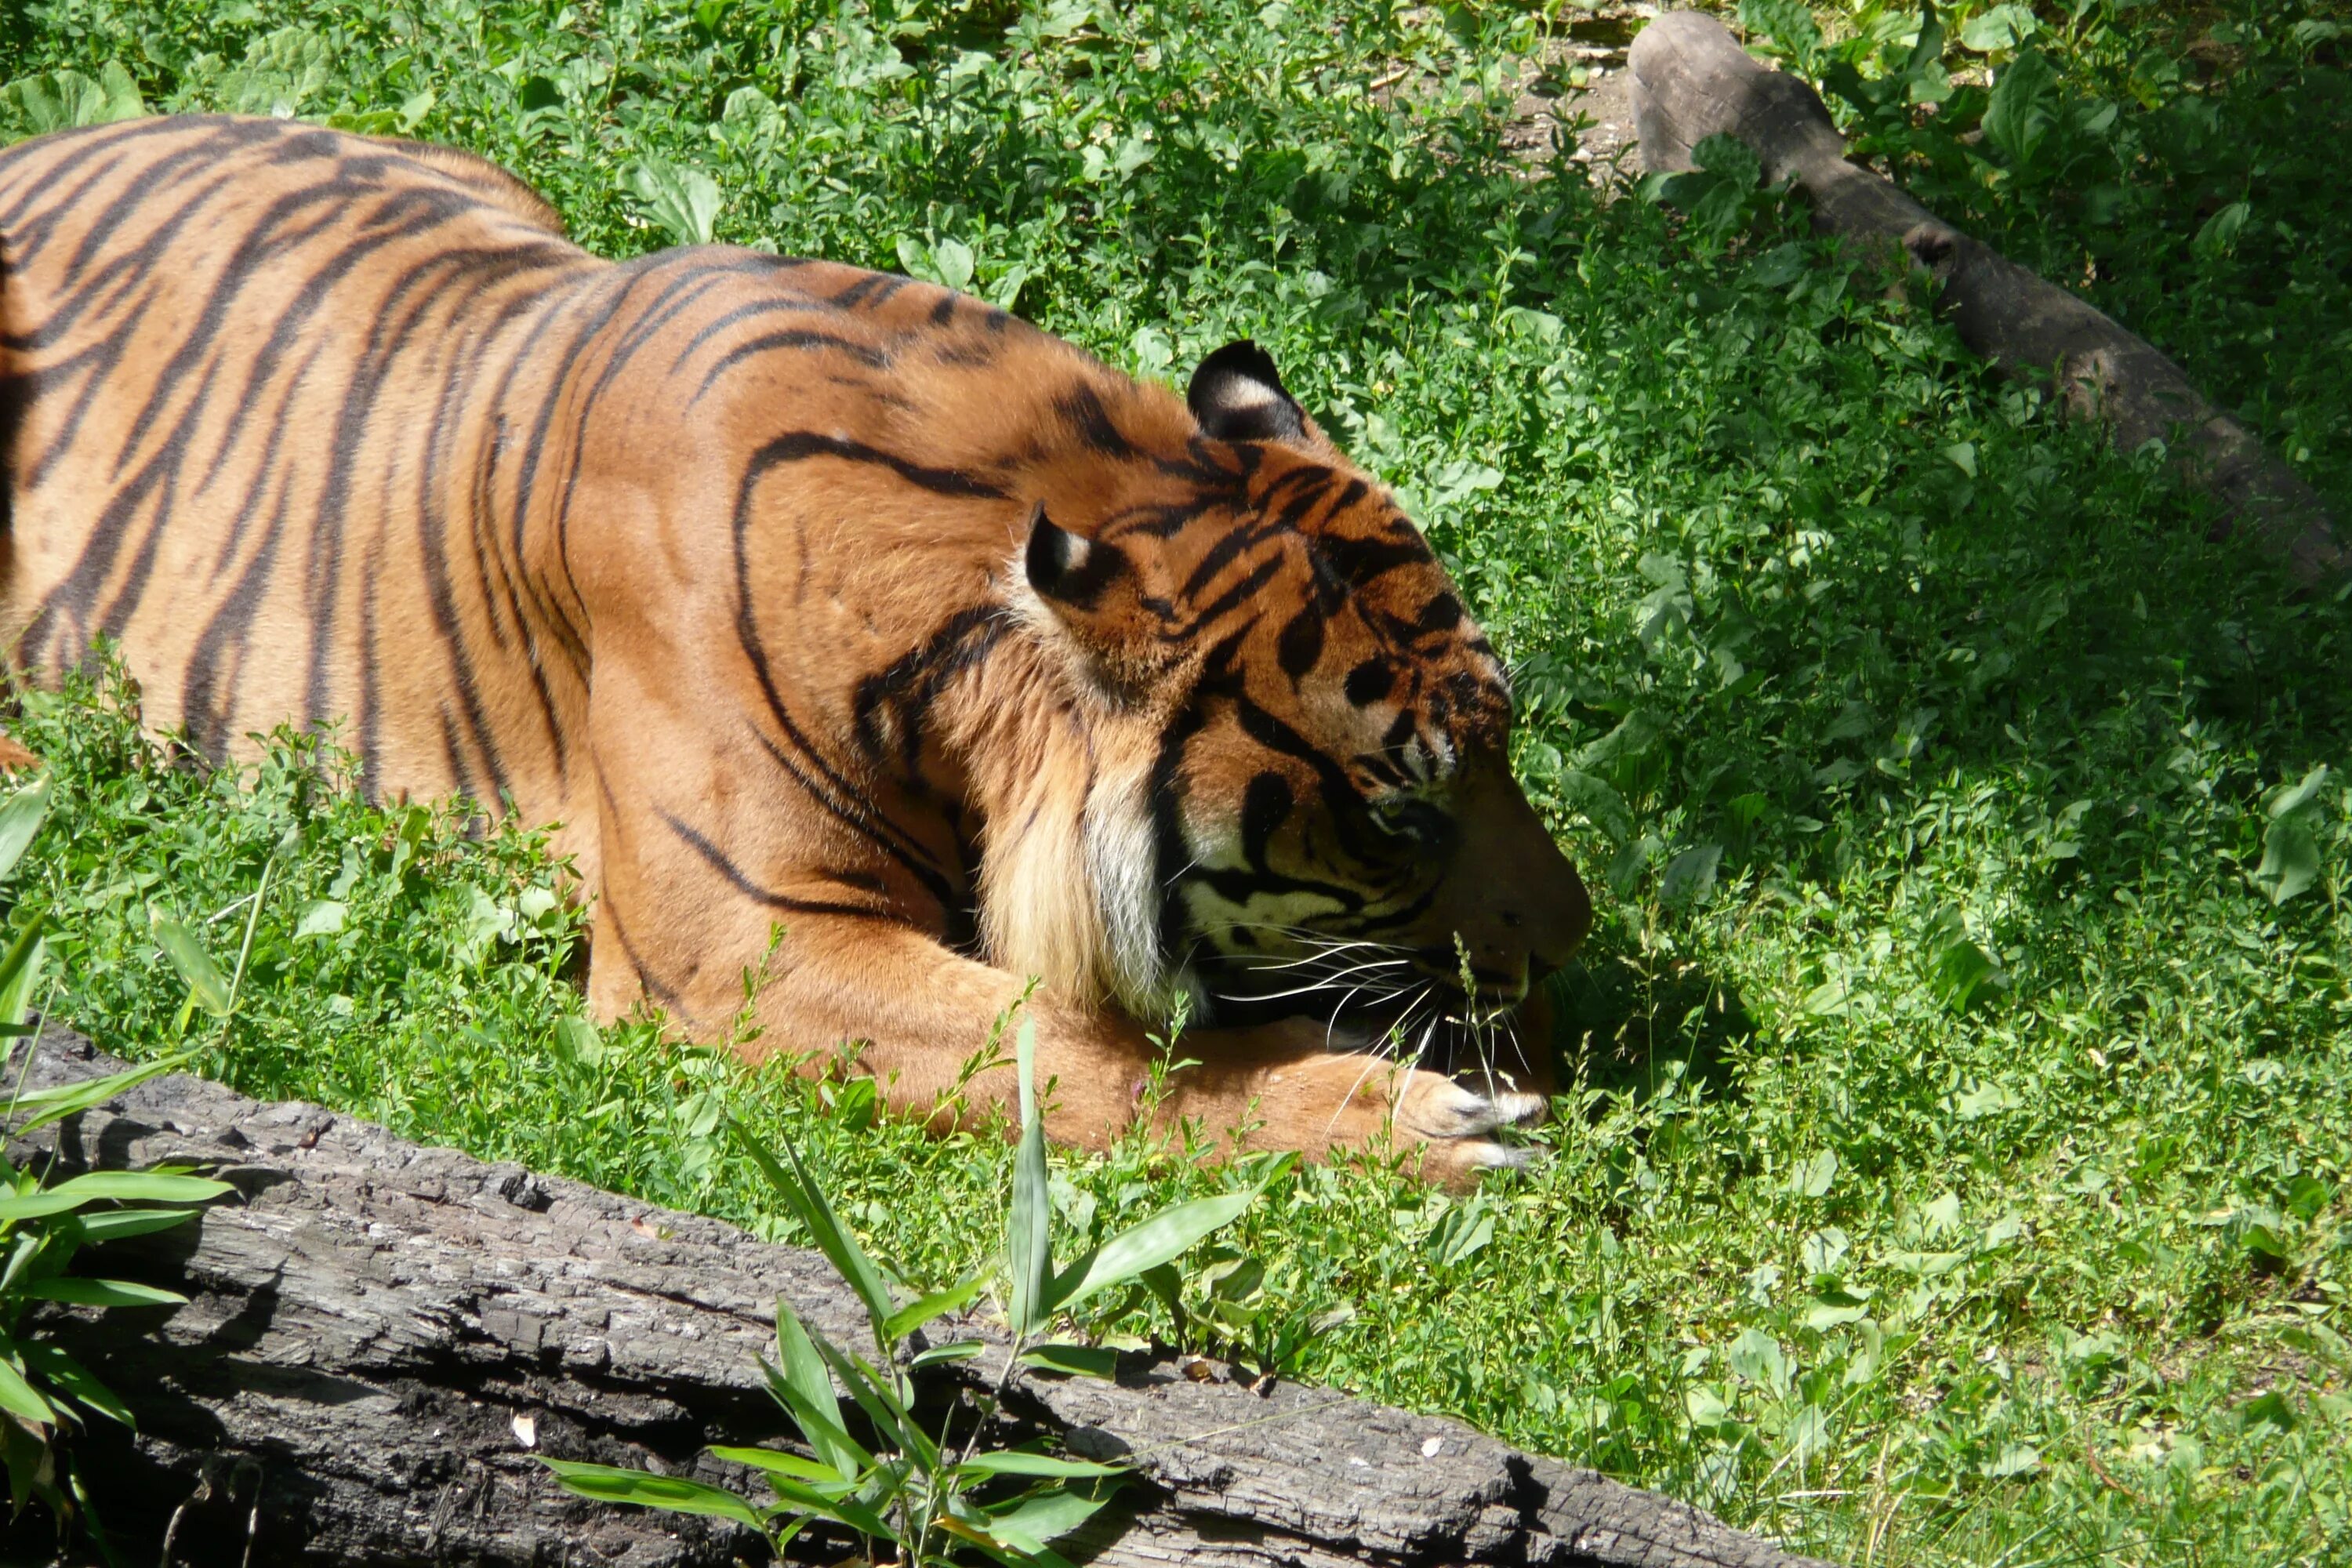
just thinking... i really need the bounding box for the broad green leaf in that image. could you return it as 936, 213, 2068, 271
1572, 710, 1664, 774
73, 1207, 207, 1244
937, 1515, 1085, 1568
1685, 1384, 1735, 1431
539, 1459, 765, 1528
1903, 4, 1946, 84
0, 63, 143, 135
1922, 908, 2002, 1014
1737, 1, 1820, 67
2268, 764, 2332, 822
956, 1449, 1126, 1480
1691, 132, 1761, 190
768, 1299, 862, 1479
808, 1333, 936, 1471
2285, 1174, 2332, 1223
1785, 1149, 1838, 1199
1018, 1341, 1119, 1379
727, 1120, 895, 1334
1982, 1443, 2043, 1479
984, 1479, 1118, 1554
22, 1276, 186, 1308
1784, 1403, 1831, 1461
0, 923, 47, 1034
932, 238, 975, 291
185, 27, 331, 117
397, 87, 435, 131
151, 913, 233, 1018
0, 1354, 56, 1427
0, 1171, 231, 1221
751, 1471, 896, 1541
0, 1408, 34, 1517
880, 1272, 987, 1340
2256, 818, 2323, 906
1658, 843, 1722, 907
1804, 1298, 1873, 1330
1952, 1078, 2021, 1118
20, 1344, 130, 1426
1427, 1203, 1495, 1269
934, 1514, 1019, 1560
1928, 933, 1998, 1012
758, 1358, 872, 1484
1007, 1018, 1053, 1338
0, 779, 50, 884
2193, 201, 2250, 262
706, 1445, 848, 1487
626, 158, 721, 247
294, 899, 347, 940
554, 1015, 607, 1066
909, 1339, 986, 1370
8, 1049, 195, 1136
1958, 2, 2038, 54
1045, 1188, 1256, 1316
1727, 1327, 1790, 1393
1555, 770, 1632, 846
0, 1225, 49, 1299
1798, 977, 1849, 1017
1984, 49, 2058, 167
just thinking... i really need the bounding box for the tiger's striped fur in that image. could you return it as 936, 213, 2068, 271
0, 117, 1590, 1179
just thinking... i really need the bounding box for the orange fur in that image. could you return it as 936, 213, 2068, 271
0, 118, 1590, 1181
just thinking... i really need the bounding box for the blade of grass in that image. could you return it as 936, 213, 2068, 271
1007, 1018, 1051, 1341
727, 1119, 895, 1334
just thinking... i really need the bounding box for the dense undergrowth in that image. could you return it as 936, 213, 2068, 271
2, 1, 2349, 1564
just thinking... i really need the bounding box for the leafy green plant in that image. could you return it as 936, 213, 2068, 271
0, 60, 143, 134
545, 1021, 1274, 1564
0, 772, 231, 1553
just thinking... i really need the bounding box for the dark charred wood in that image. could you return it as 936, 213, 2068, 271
1628, 9, 2346, 583
3, 1028, 1829, 1568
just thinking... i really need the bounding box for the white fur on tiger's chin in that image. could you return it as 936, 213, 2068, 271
1083, 735, 1182, 1020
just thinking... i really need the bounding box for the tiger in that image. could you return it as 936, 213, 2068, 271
0, 116, 1591, 1182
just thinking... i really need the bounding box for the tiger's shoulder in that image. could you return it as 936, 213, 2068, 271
370, 136, 568, 237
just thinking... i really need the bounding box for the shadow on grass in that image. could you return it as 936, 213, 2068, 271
1544, 937, 1755, 1109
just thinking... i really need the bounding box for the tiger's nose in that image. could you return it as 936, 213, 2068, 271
1513, 862, 1592, 975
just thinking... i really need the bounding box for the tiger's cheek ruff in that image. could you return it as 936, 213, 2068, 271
1081, 731, 1179, 1020
992, 545, 1185, 1018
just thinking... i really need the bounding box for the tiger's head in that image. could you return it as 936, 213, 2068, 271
996, 340, 1590, 1066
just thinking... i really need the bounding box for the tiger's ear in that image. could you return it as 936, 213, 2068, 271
1187, 340, 1306, 445
1025, 507, 1132, 614
1023, 506, 1172, 693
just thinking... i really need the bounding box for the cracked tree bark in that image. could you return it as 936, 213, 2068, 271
1, 1028, 1831, 1568
1628, 9, 2347, 584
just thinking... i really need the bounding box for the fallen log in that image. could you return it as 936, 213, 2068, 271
1627, 9, 2347, 584
3, 1027, 1827, 1568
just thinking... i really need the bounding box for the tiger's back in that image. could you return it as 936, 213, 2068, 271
0, 116, 601, 830
0, 116, 1088, 877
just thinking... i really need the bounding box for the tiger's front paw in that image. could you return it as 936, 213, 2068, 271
1258, 1049, 1550, 1189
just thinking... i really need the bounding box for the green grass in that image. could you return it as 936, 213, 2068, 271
4, 2, 2350, 1565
